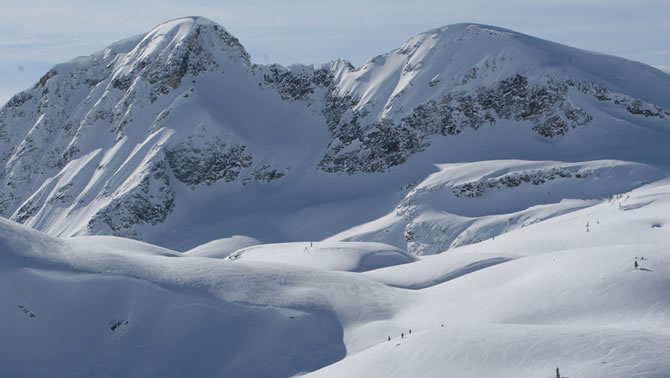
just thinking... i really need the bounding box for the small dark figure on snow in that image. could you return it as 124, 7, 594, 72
556, 367, 560, 378
409, 329, 412, 334
401, 332, 404, 339
635, 260, 639, 270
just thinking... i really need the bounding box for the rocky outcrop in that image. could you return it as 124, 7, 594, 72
166, 137, 253, 187
87, 158, 175, 238
452, 166, 593, 198
319, 75, 594, 174
572, 80, 670, 119
260, 64, 333, 102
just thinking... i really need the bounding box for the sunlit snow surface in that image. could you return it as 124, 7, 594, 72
2, 179, 670, 377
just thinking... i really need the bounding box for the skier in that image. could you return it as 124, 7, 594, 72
401, 332, 404, 339
556, 367, 560, 378
409, 329, 412, 335
388, 336, 391, 341
635, 260, 639, 270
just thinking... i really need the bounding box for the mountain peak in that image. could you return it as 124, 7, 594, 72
101, 15, 251, 99
400, 22, 514, 48
128, 15, 250, 68
427, 22, 514, 36
145, 16, 231, 42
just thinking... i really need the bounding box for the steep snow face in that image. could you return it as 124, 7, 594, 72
1, 18, 669, 249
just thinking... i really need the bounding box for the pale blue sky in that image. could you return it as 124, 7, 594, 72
1, 0, 669, 105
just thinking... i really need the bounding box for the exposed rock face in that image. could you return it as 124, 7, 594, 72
166, 140, 253, 187
250, 165, 287, 184
260, 64, 333, 102
88, 157, 175, 238
319, 75, 594, 173
451, 166, 593, 198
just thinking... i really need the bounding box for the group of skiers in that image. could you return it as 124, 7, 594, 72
303, 242, 314, 252
388, 329, 412, 341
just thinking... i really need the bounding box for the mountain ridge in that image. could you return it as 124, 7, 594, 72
1, 16, 669, 251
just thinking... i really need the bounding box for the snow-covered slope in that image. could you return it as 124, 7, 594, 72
2, 179, 670, 377
184, 234, 260, 258
224, 241, 416, 272
328, 159, 666, 254
1, 17, 669, 251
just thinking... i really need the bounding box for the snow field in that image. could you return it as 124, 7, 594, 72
2, 178, 670, 376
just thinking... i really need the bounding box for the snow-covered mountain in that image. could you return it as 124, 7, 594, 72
3, 16, 670, 377
1, 16, 669, 253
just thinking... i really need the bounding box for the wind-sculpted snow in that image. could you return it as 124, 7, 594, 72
0, 17, 669, 248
